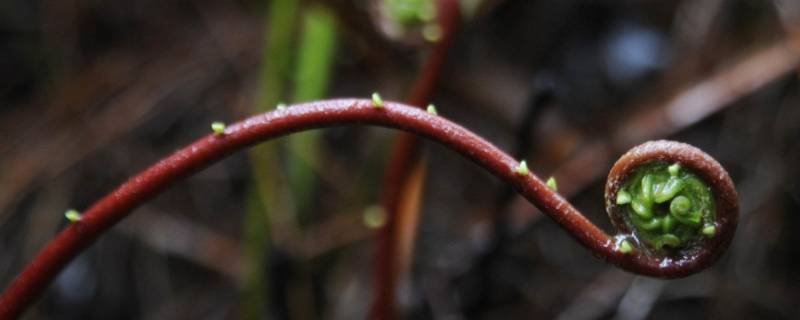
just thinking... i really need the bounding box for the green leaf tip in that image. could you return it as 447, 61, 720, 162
702, 224, 717, 237
211, 122, 226, 135
546, 176, 558, 192
363, 205, 387, 229
65, 209, 82, 222
514, 160, 530, 176
619, 240, 633, 254
668, 162, 681, 176
371, 92, 384, 108
616, 190, 632, 205
276, 103, 287, 110
426, 104, 438, 115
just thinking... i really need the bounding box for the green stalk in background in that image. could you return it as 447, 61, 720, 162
243, 0, 298, 318
288, 6, 337, 227
244, 1, 337, 318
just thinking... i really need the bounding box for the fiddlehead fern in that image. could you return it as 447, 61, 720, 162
605, 140, 739, 276
0, 99, 738, 319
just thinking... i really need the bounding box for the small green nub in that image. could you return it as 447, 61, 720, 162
211, 122, 226, 135
616, 190, 632, 205
372, 92, 384, 108
702, 225, 717, 237
619, 240, 633, 254
668, 163, 681, 176
426, 104, 438, 115
276, 103, 287, 110
65, 209, 82, 222
546, 176, 558, 192
515, 160, 530, 176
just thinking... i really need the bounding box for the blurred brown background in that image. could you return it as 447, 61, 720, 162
1, 0, 799, 319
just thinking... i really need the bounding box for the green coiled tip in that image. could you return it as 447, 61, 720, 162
615, 161, 716, 253
670, 195, 701, 226
669, 195, 691, 215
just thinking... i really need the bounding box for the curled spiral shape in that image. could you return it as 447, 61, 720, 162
605, 141, 739, 277
0, 99, 739, 319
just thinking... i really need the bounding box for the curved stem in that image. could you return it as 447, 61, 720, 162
0, 99, 732, 319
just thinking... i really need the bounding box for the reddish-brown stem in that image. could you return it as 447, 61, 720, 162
373, 0, 461, 318
0, 99, 736, 319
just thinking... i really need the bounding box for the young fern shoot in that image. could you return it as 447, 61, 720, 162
0, 99, 738, 319
605, 141, 738, 267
